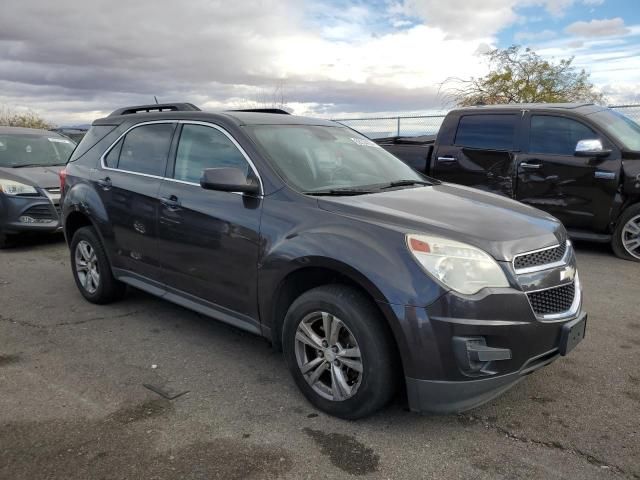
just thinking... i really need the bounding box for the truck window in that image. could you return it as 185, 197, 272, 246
454, 114, 516, 151
529, 115, 596, 156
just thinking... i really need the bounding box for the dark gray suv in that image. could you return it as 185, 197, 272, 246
0, 126, 75, 247
61, 103, 587, 419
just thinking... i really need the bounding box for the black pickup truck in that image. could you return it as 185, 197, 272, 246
375, 103, 640, 261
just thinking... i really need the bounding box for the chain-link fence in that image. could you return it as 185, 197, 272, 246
332, 115, 446, 139
334, 104, 640, 139
610, 104, 640, 124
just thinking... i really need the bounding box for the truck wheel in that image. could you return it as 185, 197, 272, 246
282, 284, 398, 419
612, 204, 640, 262
70, 226, 126, 303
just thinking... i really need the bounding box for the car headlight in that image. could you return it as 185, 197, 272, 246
406, 234, 509, 295
0, 180, 38, 196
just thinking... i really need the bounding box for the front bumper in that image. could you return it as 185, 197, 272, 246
0, 194, 61, 234
405, 312, 586, 414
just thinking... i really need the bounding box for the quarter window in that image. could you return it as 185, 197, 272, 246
109, 123, 175, 176
455, 114, 517, 150
173, 124, 250, 183
104, 138, 123, 168
529, 115, 597, 155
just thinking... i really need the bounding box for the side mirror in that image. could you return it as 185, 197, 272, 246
200, 167, 260, 195
574, 139, 611, 158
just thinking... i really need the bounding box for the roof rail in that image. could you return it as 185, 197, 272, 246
228, 108, 291, 115
108, 103, 201, 117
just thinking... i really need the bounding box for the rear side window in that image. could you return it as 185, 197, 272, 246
455, 114, 516, 150
69, 125, 116, 162
173, 124, 249, 183
106, 123, 175, 176
529, 115, 597, 155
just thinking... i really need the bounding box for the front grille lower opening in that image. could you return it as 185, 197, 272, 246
527, 282, 575, 316
23, 204, 57, 221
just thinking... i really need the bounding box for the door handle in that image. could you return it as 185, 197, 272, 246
437, 156, 457, 163
160, 195, 181, 211
97, 177, 112, 190
520, 162, 542, 170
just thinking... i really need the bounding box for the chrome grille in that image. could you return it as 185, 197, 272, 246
527, 282, 575, 316
514, 242, 567, 271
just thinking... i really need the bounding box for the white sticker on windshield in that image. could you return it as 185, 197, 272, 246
350, 137, 381, 148
48, 138, 72, 144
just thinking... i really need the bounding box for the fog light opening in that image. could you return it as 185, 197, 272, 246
452, 336, 512, 376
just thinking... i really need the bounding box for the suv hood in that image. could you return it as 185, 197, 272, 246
318, 183, 564, 261
0, 165, 63, 190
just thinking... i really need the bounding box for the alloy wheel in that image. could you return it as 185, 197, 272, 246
622, 214, 640, 260
75, 240, 100, 294
294, 311, 363, 401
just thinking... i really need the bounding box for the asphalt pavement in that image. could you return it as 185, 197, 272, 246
0, 235, 638, 479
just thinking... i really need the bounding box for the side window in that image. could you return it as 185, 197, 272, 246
529, 115, 597, 155
455, 114, 516, 150
104, 138, 123, 167
112, 123, 175, 176
69, 125, 116, 163
173, 124, 250, 184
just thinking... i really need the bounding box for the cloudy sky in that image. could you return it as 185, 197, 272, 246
1, 0, 638, 125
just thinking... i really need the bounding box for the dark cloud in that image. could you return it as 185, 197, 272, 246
0, 0, 449, 124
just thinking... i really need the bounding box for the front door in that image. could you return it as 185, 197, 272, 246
157, 122, 263, 326
515, 114, 621, 232
94, 122, 176, 281
432, 113, 519, 197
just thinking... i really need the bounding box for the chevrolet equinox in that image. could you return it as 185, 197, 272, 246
61, 103, 587, 419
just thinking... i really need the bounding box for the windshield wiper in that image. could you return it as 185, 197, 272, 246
12, 163, 65, 168
380, 179, 432, 189
304, 188, 376, 196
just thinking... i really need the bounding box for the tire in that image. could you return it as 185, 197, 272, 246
282, 284, 399, 419
70, 226, 126, 303
612, 204, 640, 262
0, 232, 10, 249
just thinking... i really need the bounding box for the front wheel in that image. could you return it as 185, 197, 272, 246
282, 284, 398, 419
612, 204, 640, 262
0, 233, 9, 249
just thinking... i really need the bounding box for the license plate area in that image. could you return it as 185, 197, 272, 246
559, 314, 586, 356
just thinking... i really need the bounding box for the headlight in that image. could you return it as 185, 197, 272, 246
0, 180, 38, 196
406, 234, 509, 295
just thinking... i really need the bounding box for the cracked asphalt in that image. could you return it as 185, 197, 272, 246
0, 235, 638, 479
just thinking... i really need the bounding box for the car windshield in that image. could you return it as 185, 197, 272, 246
0, 133, 76, 168
247, 125, 429, 193
589, 109, 640, 151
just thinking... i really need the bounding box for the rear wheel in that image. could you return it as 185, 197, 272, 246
282, 284, 398, 419
612, 204, 640, 262
70, 226, 126, 303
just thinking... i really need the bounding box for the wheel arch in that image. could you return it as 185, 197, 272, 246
263, 258, 408, 378
64, 210, 94, 245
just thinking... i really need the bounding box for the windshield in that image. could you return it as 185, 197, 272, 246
589, 109, 640, 151
247, 125, 427, 193
0, 133, 75, 168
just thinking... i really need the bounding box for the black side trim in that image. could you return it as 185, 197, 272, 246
112, 268, 261, 335
567, 229, 612, 243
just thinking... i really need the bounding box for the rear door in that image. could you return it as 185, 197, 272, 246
156, 122, 263, 329
95, 121, 176, 282
432, 113, 520, 197
515, 114, 621, 231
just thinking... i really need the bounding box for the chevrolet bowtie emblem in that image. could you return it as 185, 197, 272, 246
560, 265, 576, 282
